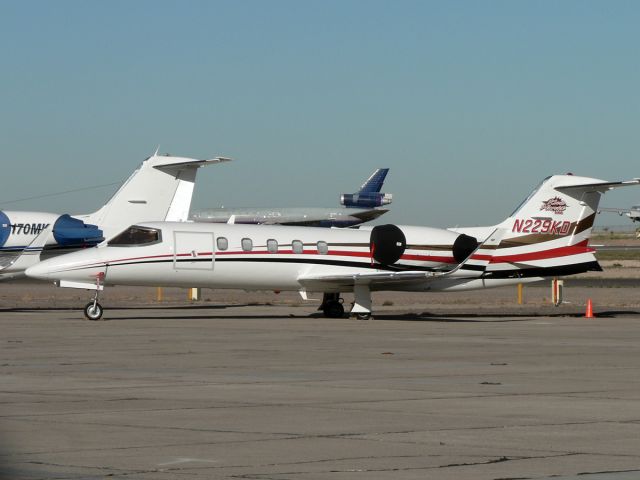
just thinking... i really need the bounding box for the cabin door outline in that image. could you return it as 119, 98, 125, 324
173, 231, 215, 271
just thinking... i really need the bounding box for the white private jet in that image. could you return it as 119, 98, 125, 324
0, 152, 229, 280
26, 174, 640, 320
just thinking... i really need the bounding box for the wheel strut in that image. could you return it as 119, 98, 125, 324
350, 284, 373, 320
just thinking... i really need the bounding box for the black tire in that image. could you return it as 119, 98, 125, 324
356, 313, 371, 320
84, 302, 103, 321
323, 301, 345, 318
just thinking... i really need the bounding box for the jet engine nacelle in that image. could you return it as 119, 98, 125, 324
370, 224, 478, 268
0, 211, 104, 251
340, 192, 393, 208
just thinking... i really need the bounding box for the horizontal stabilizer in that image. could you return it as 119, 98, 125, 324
349, 209, 389, 222
556, 178, 640, 193
154, 157, 231, 175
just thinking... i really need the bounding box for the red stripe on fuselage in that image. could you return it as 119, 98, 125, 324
471, 240, 593, 264
95, 248, 455, 268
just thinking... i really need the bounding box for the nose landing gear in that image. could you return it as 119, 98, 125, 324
84, 299, 103, 321
83, 273, 105, 321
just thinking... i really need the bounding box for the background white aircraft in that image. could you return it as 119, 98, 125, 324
0, 153, 229, 280
598, 205, 640, 223
191, 168, 392, 227
26, 173, 639, 320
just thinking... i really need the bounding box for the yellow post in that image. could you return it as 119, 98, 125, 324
517, 283, 523, 305
156, 287, 163, 302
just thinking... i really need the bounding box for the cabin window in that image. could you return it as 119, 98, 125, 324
216, 237, 228, 251
292, 240, 303, 254
317, 241, 328, 255
108, 226, 161, 247
267, 239, 278, 253
241, 238, 253, 251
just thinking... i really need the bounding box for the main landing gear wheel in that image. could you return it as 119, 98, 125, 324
323, 301, 345, 318
355, 312, 371, 320
84, 302, 103, 321
320, 292, 345, 318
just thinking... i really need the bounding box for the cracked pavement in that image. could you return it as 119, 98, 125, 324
1, 290, 640, 479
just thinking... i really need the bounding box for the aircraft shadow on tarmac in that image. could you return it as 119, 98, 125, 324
2, 305, 639, 321
359, 311, 640, 322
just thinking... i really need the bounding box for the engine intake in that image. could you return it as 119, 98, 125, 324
0, 211, 10, 248
53, 214, 104, 246
452, 234, 479, 263
341, 192, 392, 208
370, 224, 406, 265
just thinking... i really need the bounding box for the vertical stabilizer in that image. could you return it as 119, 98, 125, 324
359, 168, 389, 193
476, 175, 640, 276
84, 154, 230, 239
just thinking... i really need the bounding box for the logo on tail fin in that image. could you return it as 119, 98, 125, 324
540, 197, 568, 215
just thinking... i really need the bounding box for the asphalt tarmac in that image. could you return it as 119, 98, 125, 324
2, 291, 640, 479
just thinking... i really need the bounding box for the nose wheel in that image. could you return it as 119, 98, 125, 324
84, 301, 103, 321
83, 273, 105, 320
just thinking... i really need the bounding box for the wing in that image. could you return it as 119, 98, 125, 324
598, 207, 631, 215
297, 226, 503, 290
298, 270, 445, 290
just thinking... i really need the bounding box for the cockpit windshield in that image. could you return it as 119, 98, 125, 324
108, 226, 161, 247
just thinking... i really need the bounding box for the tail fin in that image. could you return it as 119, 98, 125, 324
340, 168, 392, 208
472, 175, 640, 278
359, 168, 389, 193
83, 153, 230, 238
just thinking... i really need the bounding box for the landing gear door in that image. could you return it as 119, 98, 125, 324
173, 231, 215, 271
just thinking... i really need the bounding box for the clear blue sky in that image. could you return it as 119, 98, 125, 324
1, 0, 638, 227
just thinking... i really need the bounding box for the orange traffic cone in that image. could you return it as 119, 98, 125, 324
585, 298, 595, 318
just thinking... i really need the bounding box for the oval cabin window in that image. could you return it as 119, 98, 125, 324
241, 238, 253, 251
317, 241, 328, 255
217, 237, 228, 251
292, 240, 303, 254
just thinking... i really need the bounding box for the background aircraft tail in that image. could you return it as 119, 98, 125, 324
360, 168, 389, 193
84, 154, 230, 238
461, 175, 639, 278
340, 168, 392, 208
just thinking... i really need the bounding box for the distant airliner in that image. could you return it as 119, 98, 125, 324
190, 168, 392, 227
26, 174, 640, 320
0, 153, 228, 281
598, 205, 640, 223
